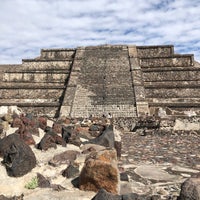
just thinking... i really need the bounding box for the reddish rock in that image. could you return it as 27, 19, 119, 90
52, 122, 63, 134
11, 117, 22, 128
38, 116, 47, 130
79, 149, 119, 194
62, 126, 81, 147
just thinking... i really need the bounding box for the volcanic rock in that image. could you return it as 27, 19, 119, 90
0, 133, 36, 177
79, 149, 119, 194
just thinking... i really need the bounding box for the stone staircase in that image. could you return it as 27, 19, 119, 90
0, 49, 75, 117
65, 45, 137, 118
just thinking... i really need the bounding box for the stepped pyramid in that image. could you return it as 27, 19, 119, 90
0, 44, 200, 117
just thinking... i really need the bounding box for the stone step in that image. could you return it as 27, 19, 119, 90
137, 45, 174, 58
143, 69, 200, 82
149, 102, 200, 108
0, 99, 60, 107
0, 88, 64, 99
0, 82, 65, 89
2, 72, 69, 83
145, 88, 200, 98
21, 60, 72, 70
144, 81, 200, 88
146, 98, 200, 103
142, 66, 199, 72
140, 55, 193, 68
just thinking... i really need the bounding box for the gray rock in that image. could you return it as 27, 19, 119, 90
62, 163, 79, 178
91, 189, 122, 200
90, 125, 115, 148
178, 178, 200, 200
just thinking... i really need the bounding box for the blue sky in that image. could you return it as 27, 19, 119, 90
0, 0, 200, 64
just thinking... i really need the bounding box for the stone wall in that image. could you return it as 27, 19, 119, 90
0, 49, 75, 117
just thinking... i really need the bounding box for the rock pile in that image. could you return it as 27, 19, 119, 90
0, 107, 200, 200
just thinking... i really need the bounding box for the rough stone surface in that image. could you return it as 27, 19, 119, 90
0, 133, 36, 177
178, 178, 200, 200
91, 189, 121, 200
90, 125, 115, 148
1, 45, 198, 117
79, 149, 119, 194
62, 163, 79, 178
48, 150, 80, 167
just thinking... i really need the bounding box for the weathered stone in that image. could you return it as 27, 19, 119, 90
122, 193, 160, 200
37, 133, 57, 151
48, 150, 80, 167
0, 133, 36, 177
178, 178, 200, 200
15, 124, 36, 145
45, 126, 66, 147
62, 126, 81, 147
120, 172, 129, 182
79, 149, 119, 194
0, 194, 24, 200
52, 122, 63, 134
62, 163, 79, 178
38, 116, 47, 130
37, 173, 51, 188
90, 125, 115, 148
11, 117, 23, 128
91, 189, 121, 200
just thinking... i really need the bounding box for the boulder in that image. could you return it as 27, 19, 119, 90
79, 149, 119, 194
62, 126, 81, 147
11, 117, 22, 128
62, 163, 80, 178
90, 125, 115, 148
38, 116, 47, 130
15, 124, 36, 145
37, 133, 57, 151
37, 173, 51, 188
48, 150, 80, 167
52, 122, 63, 134
0, 133, 36, 177
91, 189, 121, 200
178, 178, 200, 200
37, 127, 66, 150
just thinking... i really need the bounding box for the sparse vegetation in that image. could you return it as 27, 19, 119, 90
25, 177, 38, 189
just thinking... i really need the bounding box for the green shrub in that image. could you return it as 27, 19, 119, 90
25, 177, 38, 189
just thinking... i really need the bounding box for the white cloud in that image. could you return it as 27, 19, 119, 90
0, 0, 200, 64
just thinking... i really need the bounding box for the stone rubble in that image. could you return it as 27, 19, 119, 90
0, 111, 199, 199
